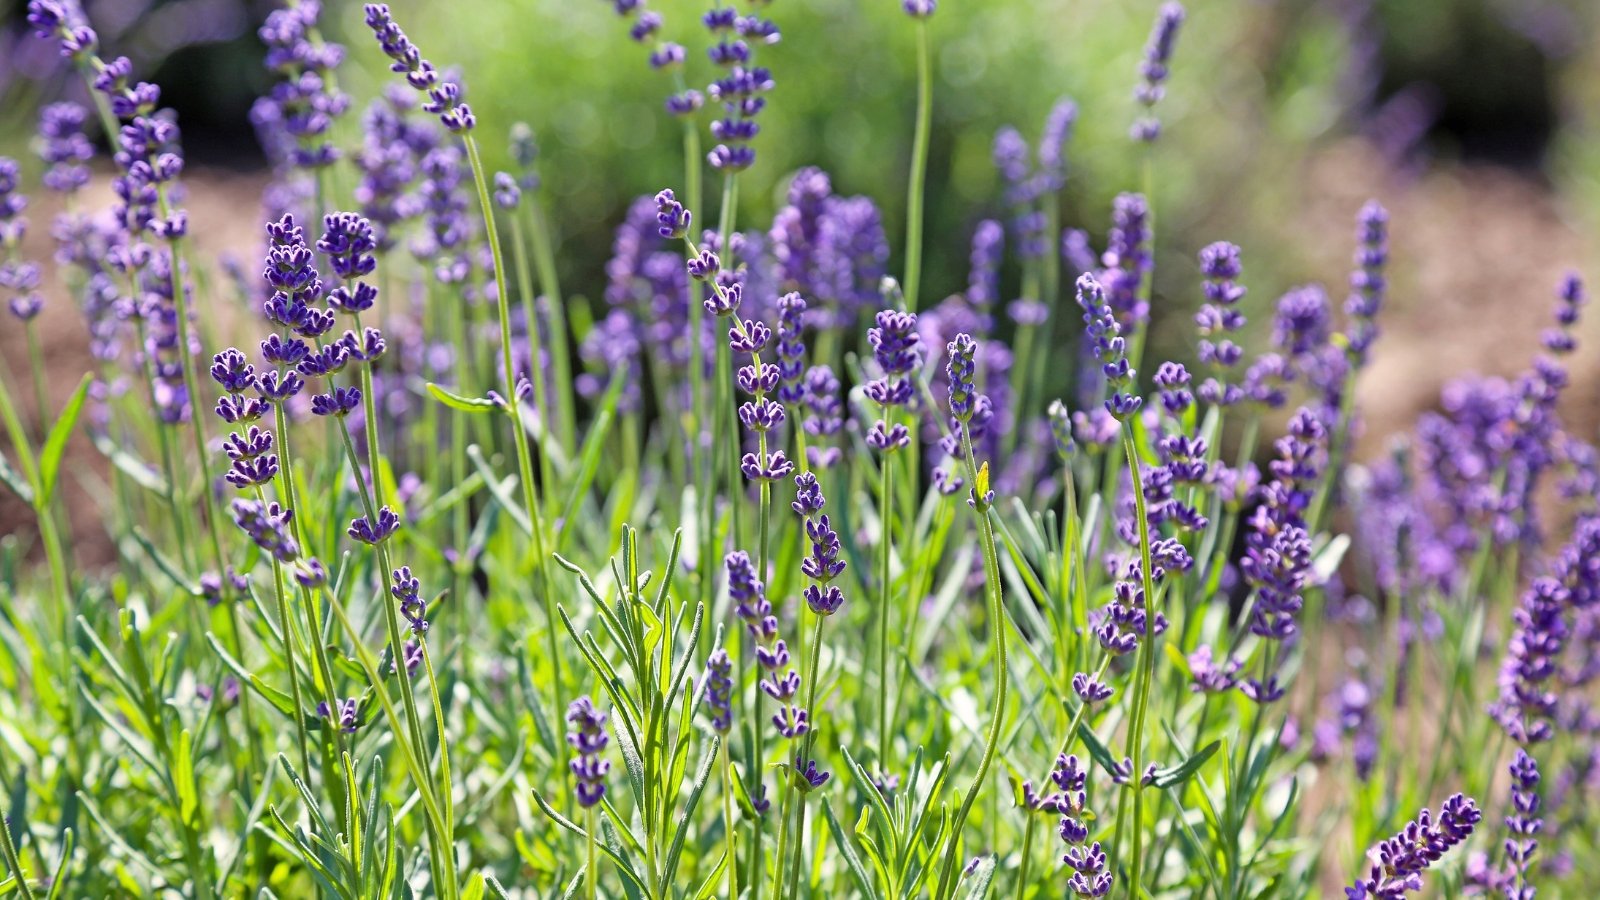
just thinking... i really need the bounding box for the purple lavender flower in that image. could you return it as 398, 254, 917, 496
903, 0, 936, 17
257, 1, 349, 169
774, 293, 808, 404
865, 310, 921, 452
703, 648, 734, 734
1038, 99, 1079, 192
802, 365, 844, 469
1542, 271, 1585, 354
364, 4, 475, 133
36, 103, 92, 194
1099, 194, 1151, 333
1239, 408, 1326, 702
1491, 515, 1600, 743
566, 696, 611, 807
348, 507, 401, 545
1344, 794, 1481, 899
966, 220, 1004, 314
1052, 752, 1112, 897
1345, 201, 1388, 367
1196, 241, 1248, 406
388, 566, 428, 635
318, 212, 378, 282
705, 9, 778, 171
1132, 3, 1185, 142
1503, 750, 1540, 900
1076, 273, 1140, 420
319, 698, 361, 734
231, 498, 299, 563
794, 472, 847, 616
725, 551, 808, 739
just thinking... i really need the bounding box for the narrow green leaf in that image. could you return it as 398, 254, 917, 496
425, 382, 499, 414
130, 527, 200, 596
36, 373, 92, 507
0, 453, 32, 505
822, 796, 877, 900
661, 737, 718, 885
1153, 740, 1221, 789
89, 431, 167, 494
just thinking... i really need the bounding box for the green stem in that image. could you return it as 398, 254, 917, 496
903, 20, 933, 313
720, 738, 741, 900
1120, 427, 1160, 895
1013, 815, 1038, 900
934, 427, 1009, 900
524, 198, 576, 451
505, 217, 558, 511
877, 444, 895, 766
0, 811, 37, 900
463, 134, 561, 709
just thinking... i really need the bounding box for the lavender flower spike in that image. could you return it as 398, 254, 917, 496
566, 696, 611, 807
1132, 3, 1186, 142
1076, 273, 1141, 420
1344, 794, 1481, 899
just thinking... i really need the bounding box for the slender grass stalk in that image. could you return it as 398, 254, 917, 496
0, 811, 37, 900
1118, 426, 1159, 895
504, 217, 558, 510
902, 19, 933, 313
462, 133, 561, 706
525, 202, 575, 451
934, 431, 1009, 900
720, 737, 741, 900
876, 446, 894, 764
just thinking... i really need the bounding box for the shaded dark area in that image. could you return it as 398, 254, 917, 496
1374, 0, 1564, 168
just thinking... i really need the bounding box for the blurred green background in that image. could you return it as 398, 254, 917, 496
2, 0, 1598, 357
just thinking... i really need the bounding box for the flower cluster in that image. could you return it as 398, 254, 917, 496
255, 1, 348, 170
36, 102, 92, 195
364, 4, 475, 133
768, 168, 890, 327
865, 310, 921, 451
705, 7, 779, 170
1131, 3, 1185, 142
793, 472, 846, 616
703, 648, 734, 734
566, 697, 611, 808
1195, 241, 1248, 406
1345, 201, 1388, 367
1344, 794, 1481, 899
1239, 407, 1326, 703
802, 365, 844, 469
1490, 514, 1600, 743
726, 551, 807, 740
731, 304, 794, 483
1076, 273, 1140, 420
1503, 750, 1541, 900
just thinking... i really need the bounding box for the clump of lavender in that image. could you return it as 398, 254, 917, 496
1490, 515, 1600, 743
1131, 3, 1186, 142
566, 696, 611, 808
255, 1, 348, 171
1344, 794, 1481, 899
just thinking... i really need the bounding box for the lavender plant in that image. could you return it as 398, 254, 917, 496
1, 1, 1597, 899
